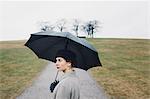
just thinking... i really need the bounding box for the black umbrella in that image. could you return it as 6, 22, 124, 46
25, 31, 102, 70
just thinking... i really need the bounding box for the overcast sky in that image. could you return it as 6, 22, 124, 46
0, 0, 149, 41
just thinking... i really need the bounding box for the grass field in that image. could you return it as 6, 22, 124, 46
0, 39, 150, 99
88, 38, 150, 99
0, 40, 48, 99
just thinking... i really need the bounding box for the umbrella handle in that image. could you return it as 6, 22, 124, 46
54, 70, 59, 81
50, 71, 59, 93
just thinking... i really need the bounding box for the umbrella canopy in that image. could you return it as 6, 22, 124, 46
25, 31, 102, 70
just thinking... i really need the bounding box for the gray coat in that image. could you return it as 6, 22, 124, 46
53, 70, 80, 99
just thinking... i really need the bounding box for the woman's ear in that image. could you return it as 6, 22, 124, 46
67, 62, 72, 67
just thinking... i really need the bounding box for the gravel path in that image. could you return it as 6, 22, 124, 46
16, 62, 109, 99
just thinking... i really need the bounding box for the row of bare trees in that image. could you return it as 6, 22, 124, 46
38, 19, 102, 38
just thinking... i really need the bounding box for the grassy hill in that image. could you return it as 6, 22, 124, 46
0, 39, 150, 99
88, 38, 150, 99
0, 40, 48, 99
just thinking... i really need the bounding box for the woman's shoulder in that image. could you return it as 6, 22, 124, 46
62, 74, 79, 84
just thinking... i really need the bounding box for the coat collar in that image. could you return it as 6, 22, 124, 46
60, 70, 76, 81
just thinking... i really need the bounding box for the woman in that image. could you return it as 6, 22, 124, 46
52, 49, 80, 99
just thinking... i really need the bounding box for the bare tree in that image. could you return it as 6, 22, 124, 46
56, 19, 67, 32
39, 21, 55, 32
82, 20, 100, 38
72, 19, 80, 37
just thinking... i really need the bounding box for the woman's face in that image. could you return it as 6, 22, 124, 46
55, 57, 71, 71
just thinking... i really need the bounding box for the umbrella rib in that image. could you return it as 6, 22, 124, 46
25, 35, 50, 47
39, 37, 66, 56
30, 35, 97, 53
29, 35, 46, 43
75, 47, 88, 70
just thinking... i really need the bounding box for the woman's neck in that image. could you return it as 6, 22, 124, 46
63, 68, 73, 73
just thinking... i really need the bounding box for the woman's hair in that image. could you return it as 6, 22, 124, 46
55, 49, 76, 67
65, 59, 76, 67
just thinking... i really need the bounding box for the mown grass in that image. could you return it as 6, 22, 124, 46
88, 38, 150, 99
0, 40, 48, 99
0, 39, 150, 99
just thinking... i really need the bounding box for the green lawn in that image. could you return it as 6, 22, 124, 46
0, 39, 150, 99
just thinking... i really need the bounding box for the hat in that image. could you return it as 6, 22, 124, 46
55, 49, 76, 66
